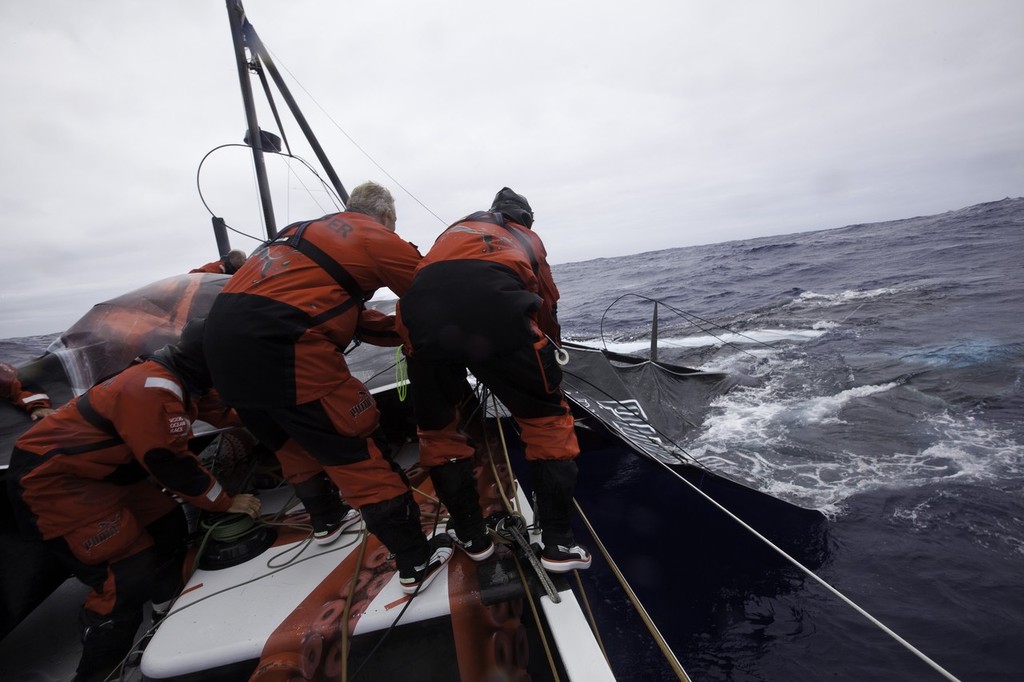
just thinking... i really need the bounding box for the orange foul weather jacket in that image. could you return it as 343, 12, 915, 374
10, 360, 239, 547
397, 211, 562, 359
397, 211, 578, 465
189, 260, 230, 275
206, 210, 422, 408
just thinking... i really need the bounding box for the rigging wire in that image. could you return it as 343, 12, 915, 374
599, 292, 778, 360
263, 45, 448, 227
645, 453, 961, 681
195, 142, 344, 246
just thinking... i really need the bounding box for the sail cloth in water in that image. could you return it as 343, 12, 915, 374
0, 274, 227, 469
559, 341, 753, 465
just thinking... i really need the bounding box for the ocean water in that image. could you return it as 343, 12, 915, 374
3, 198, 1022, 680
553, 197, 1024, 681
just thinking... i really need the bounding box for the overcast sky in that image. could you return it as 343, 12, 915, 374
2, 0, 1022, 338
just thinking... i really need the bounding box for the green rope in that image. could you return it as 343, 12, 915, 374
395, 347, 408, 401
200, 513, 260, 543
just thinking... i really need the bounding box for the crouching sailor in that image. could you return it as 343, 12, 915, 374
397, 187, 592, 573
204, 181, 453, 596
6, 319, 261, 682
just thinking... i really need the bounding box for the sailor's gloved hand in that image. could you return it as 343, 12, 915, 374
228, 493, 262, 519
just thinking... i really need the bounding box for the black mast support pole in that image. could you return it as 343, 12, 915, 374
242, 24, 350, 205
225, 0, 278, 238
211, 217, 232, 256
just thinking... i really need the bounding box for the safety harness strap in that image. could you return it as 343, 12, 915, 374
76, 392, 121, 439
274, 220, 366, 310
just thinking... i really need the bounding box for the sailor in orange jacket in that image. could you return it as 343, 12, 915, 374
6, 319, 260, 682
204, 181, 453, 594
397, 187, 592, 573
0, 360, 55, 420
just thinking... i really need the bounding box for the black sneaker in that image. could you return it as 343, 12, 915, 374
540, 542, 592, 572
313, 507, 362, 545
447, 526, 495, 561
399, 535, 454, 595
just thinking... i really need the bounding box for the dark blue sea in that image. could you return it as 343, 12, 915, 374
3, 198, 1022, 681
552, 198, 1024, 681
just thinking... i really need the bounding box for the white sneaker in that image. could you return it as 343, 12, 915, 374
540, 542, 592, 572
313, 507, 361, 545
447, 527, 495, 561
399, 535, 454, 594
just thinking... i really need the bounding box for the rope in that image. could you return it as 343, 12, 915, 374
479, 390, 685, 680
394, 347, 408, 401
472, 391, 572, 678
571, 570, 608, 661
510, 547, 562, 682
110, 507, 358, 682
340, 529, 371, 682
200, 512, 259, 543
484, 392, 519, 514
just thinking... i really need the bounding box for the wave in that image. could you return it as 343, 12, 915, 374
687, 376, 1024, 516
568, 328, 831, 356
786, 286, 914, 308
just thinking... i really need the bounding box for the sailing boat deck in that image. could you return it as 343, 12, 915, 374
140, 441, 616, 681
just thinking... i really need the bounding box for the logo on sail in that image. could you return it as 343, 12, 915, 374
594, 399, 664, 451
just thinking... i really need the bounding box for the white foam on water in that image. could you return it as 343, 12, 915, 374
572, 316, 1023, 520
572, 327, 829, 356
684, 360, 907, 515
917, 412, 1024, 480
688, 376, 1024, 517
788, 286, 911, 307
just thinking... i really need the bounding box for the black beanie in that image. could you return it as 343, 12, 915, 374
490, 187, 534, 228
149, 318, 213, 394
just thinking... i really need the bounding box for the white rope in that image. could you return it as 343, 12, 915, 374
654, 459, 962, 681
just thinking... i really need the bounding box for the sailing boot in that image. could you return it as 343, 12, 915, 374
361, 491, 453, 595
431, 458, 494, 561
124, 599, 172, 667
531, 459, 592, 572
294, 472, 361, 545
73, 608, 143, 682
